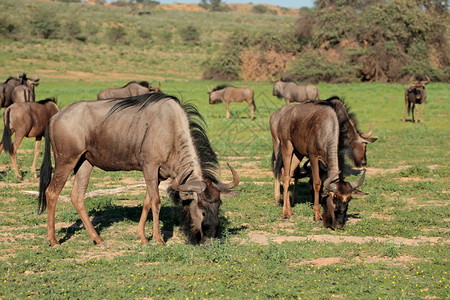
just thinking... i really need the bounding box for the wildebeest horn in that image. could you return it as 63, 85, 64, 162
421, 75, 430, 85
171, 169, 206, 193
349, 169, 366, 190
323, 171, 339, 192
359, 123, 373, 139
216, 163, 240, 191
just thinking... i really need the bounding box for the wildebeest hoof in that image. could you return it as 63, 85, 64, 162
142, 241, 154, 247
51, 244, 61, 249
282, 216, 292, 221
99, 242, 108, 247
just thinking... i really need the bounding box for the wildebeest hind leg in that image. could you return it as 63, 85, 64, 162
281, 142, 294, 219
10, 134, 25, 179
31, 138, 41, 179
70, 161, 104, 245
46, 161, 78, 247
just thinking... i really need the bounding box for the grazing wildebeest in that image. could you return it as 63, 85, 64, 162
271, 98, 376, 224
403, 75, 430, 123
97, 81, 158, 100
272, 80, 319, 105
301, 159, 366, 229
11, 75, 40, 103
38, 92, 239, 247
208, 85, 256, 120
0, 98, 59, 179
270, 97, 375, 206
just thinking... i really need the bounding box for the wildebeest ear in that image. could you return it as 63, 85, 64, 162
364, 137, 377, 143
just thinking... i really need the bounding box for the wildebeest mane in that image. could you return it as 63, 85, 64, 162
107, 92, 176, 115
183, 101, 218, 182
315, 96, 360, 170
121, 80, 150, 88
211, 84, 231, 92
37, 98, 57, 105
107, 92, 218, 182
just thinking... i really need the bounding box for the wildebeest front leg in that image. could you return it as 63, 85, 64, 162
71, 161, 105, 246
420, 103, 424, 123
31, 138, 41, 179
310, 157, 323, 221
225, 102, 230, 120
403, 100, 409, 122
281, 142, 294, 219
139, 167, 164, 245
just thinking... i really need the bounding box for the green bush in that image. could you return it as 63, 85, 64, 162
288, 50, 357, 83
107, 25, 127, 44
179, 25, 200, 45
32, 8, 61, 39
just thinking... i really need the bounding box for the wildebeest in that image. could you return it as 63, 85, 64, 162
271, 98, 376, 226
270, 97, 375, 206
403, 75, 430, 123
272, 80, 319, 105
38, 92, 239, 247
302, 159, 366, 229
11, 75, 40, 103
0, 74, 39, 107
0, 98, 59, 179
97, 81, 160, 100
208, 85, 256, 120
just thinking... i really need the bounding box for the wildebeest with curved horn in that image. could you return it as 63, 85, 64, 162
38, 92, 239, 247
208, 85, 256, 120
270, 97, 376, 206
271, 98, 376, 226
0, 98, 59, 179
403, 75, 430, 123
301, 159, 367, 229
97, 81, 160, 100
11, 74, 40, 103
272, 80, 319, 105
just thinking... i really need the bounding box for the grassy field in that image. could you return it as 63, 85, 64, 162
0, 1, 449, 299
0, 79, 449, 299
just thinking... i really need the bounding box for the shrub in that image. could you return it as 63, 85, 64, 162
64, 18, 82, 42
179, 25, 200, 45
32, 8, 61, 39
0, 15, 20, 39
107, 25, 127, 44
288, 49, 357, 83
240, 50, 293, 81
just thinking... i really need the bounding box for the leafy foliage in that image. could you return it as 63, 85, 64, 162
291, 0, 450, 83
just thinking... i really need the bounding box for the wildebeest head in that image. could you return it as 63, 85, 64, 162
172, 163, 239, 244
272, 81, 283, 98
321, 170, 366, 230
207, 85, 227, 104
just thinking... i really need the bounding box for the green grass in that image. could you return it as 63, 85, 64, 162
0, 80, 449, 299
0, 1, 449, 298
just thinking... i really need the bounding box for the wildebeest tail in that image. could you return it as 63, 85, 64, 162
272, 144, 283, 179
1, 108, 14, 155
38, 125, 52, 214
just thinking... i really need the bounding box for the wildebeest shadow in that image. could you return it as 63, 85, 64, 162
278, 181, 313, 206
57, 200, 241, 245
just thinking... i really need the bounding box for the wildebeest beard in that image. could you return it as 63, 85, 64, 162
168, 187, 222, 245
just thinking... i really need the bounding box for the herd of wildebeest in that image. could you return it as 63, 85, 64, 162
0, 73, 430, 246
